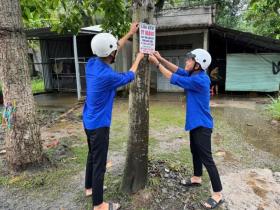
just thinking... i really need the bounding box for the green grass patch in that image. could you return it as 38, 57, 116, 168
0, 144, 88, 191
0, 176, 9, 186
268, 96, 280, 120
149, 137, 158, 148
31, 77, 45, 94
71, 145, 88, 166
109, 135, 128, 151
150, 102, 185, 129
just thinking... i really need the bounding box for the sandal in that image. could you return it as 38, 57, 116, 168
180, 179, 201, 187
109, 202, 121, 210
201, 197, 224, 209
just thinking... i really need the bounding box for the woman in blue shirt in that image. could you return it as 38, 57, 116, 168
149, 49, 224, 209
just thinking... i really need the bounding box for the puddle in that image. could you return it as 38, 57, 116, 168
212, 106, 280, 158
34, 92, 78, 111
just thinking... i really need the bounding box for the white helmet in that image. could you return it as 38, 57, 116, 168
91, 33, 118, 57
186, 48, 212, 70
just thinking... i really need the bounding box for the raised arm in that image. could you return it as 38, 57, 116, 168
118, 22, 139, 51
153, 51, 178, 73
148, 54, 172, 79
148, 54, 202, 91
111, 53, 144, 89
130, 52, 144, 73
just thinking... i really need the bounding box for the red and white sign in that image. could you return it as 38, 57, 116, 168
139, 23, 156, 54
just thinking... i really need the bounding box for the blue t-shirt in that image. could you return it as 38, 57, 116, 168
170, 68, 213, 131
83, 57, 135, 130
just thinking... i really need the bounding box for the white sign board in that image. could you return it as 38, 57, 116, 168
139, 23, 156, 54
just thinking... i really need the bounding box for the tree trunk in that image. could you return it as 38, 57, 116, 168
0, 0, 43, 171
122, 0, 154, 194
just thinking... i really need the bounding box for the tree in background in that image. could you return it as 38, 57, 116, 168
215, 0, 248, 29
20, 0, 130, 37
245, 0, 280, 39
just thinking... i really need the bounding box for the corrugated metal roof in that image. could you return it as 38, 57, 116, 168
210, 25, 280, 52
156, 23, 280, 52
25, 26, 100, 39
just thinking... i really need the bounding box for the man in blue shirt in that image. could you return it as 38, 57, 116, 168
83, 23, 144, 210
148, 49, 224, 209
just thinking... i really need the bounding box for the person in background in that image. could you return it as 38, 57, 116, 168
209, 66, 221, 96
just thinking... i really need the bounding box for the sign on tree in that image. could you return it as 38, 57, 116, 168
139, 23, 156, 54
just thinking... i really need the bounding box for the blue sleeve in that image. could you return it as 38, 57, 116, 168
170, 74, 204, 92
174, 67, 189, 76
110, 70, 135, 89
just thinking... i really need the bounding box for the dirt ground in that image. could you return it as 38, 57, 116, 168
0, 95, 279, 210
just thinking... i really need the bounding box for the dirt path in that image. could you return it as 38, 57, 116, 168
221, 169, 280, 210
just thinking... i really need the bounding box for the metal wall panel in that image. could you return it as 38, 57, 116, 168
226, 53, 280, 92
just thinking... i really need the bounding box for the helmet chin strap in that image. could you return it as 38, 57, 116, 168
109, 55, 115, 64
109, 51, 117, 64
189, 62, 201, 76
193, 62, 202, 71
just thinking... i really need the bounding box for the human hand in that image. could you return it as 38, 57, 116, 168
153, 51, 162, 61
129, 22, 139, 35
148, 54, 159, 65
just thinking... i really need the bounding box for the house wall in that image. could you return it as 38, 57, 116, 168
208, 30, 280, 93
156, 6, 215, 27
226, 53, 280, 92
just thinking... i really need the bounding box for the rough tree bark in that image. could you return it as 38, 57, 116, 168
122, 0, 154, 194
0, 0, 43, 171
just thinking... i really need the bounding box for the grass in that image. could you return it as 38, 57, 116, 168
268, 96, 280, 120
150, 102, 185, 129
0, 143, 87, 191
31, 77, 45, 94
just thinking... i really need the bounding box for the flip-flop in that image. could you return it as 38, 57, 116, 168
109, 202, 121, 210
180, 179, 202, 187
201, 197, 225, 209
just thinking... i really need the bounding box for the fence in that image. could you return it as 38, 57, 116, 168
32, 57, 87, 93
